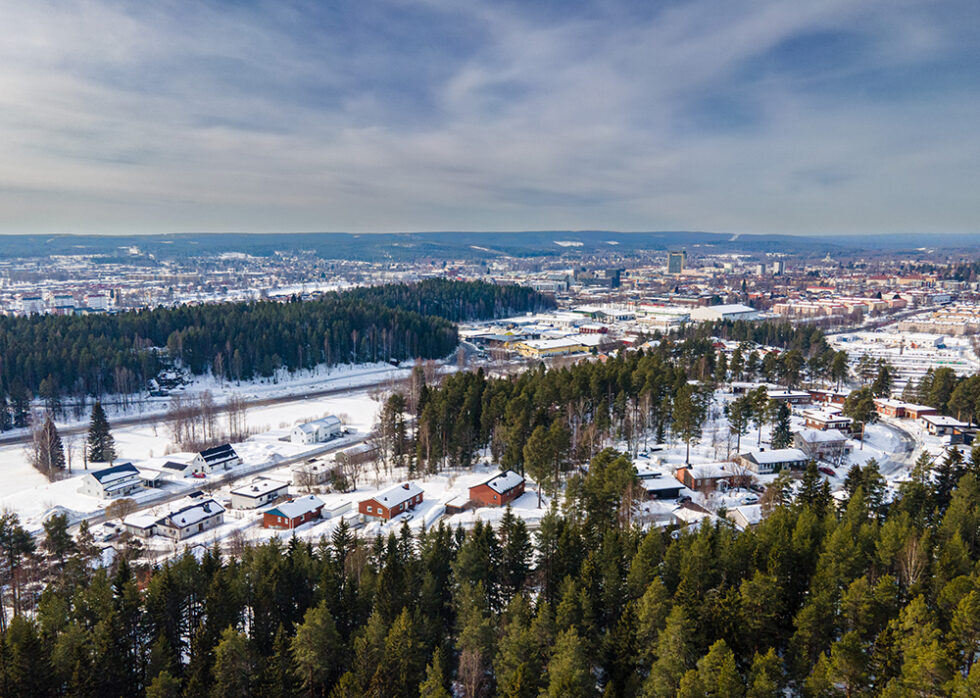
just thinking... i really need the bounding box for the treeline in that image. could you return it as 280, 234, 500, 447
0, 280, 551, 424
6, 447, 980, 695
344, 278, 556, 323
672, 319, 829, 355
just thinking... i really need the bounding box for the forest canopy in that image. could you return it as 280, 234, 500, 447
0, 279, 554, 404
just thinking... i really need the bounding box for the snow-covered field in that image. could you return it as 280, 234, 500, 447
0, 386, 384, 533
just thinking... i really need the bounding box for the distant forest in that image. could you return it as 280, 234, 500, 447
0, 279, 553, 422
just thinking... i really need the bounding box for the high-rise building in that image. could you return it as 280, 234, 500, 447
771, 260, 785, 275
667, 251, 687, 275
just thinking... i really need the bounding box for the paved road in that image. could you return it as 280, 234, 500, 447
0, 364, 421, 447
72, 433, 368, 533
874, 419, 918, 476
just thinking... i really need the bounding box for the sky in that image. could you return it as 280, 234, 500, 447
0, 0, 977, 236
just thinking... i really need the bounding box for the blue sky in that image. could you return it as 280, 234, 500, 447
0, 0, 977, 235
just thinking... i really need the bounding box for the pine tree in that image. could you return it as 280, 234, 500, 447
212, 626, 255, 698
291, 601, 342, 697
87, 401, 116, 463
418, 647, 451, 698
146, 670, 182, 698
542, 627, 594, 698
769, 402, 792, 449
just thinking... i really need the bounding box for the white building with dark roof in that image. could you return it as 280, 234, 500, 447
156, 498, 225, 540
193, 444, 241, 472
78, 463, 142, 498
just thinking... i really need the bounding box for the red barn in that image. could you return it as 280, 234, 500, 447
359, 482, 424, 521
263, 495, 325, 529
469, 471, 525, 507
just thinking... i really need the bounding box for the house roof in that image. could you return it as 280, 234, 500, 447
230, 478, 288, 499
266, 495, 324, 520
159, 498, 225, 528
294, 416, 341, 434
475, 470, 524, 494
795, 428, 848, 444
740, 448, 809, 465
162, 460, 191, 471
90, 462, 139, 484
198, 444, 238, 463
922, 414, 969, 427
366, 482, 423, 508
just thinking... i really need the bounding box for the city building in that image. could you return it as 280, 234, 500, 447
667, 251, 687, 275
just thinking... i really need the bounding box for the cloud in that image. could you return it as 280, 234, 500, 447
0, 0, 976, 235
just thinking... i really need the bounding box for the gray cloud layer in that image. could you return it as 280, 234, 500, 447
0, 0, 977, 235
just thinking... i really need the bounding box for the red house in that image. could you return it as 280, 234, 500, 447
263, 495, 325, 529
469, 471, 525, 507
359, 482, 424, 521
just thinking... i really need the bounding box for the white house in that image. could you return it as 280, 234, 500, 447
193, 444, 241, 472
290, 416, 343, 445
156, 498, 225, 541
921, 414, 969, 436
160, 460, 197, 478
793, 428, 852, 461
123, 512, 158, 538
78, 463, 142, 498
737, 448, 809, 474
229, 478, 289, 510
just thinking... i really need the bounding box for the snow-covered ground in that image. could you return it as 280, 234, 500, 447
0, 386, 384, 533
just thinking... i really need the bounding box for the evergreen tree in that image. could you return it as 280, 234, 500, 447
87, 401, 116, 463
291, 601, 342, 697
769, 402, 792, 449
542, 627, 594, 698
418, 647, 450, 698
212, 626, 255, 698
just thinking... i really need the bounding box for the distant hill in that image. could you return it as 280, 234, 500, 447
0, 230, 976, 261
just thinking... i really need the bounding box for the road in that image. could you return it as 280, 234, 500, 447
875, 419, 918, 477
73, 432, 368, 532
0, 363, 421, 447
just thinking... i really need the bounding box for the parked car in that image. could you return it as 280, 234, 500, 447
818, 466, 836, 477
748, 484, 766, 494
193, 472, 206, 479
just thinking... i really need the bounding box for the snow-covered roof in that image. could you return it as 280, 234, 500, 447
230, 478, 288, 499
294, 416, 341, 433
476, 470, 524, 494
267, 495, 324, 520
90, 462, 139, 483
795, 428, 848, 443
740, 448, 809, 465
802, 409, 850, 422
681, 462, 734, 479
707, 303, 756, 314
160, 498, 224, 528
368, 482, 423, 508
123, 512, 158, 529
922, 414, 969, 427
729, 504, 763, 528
